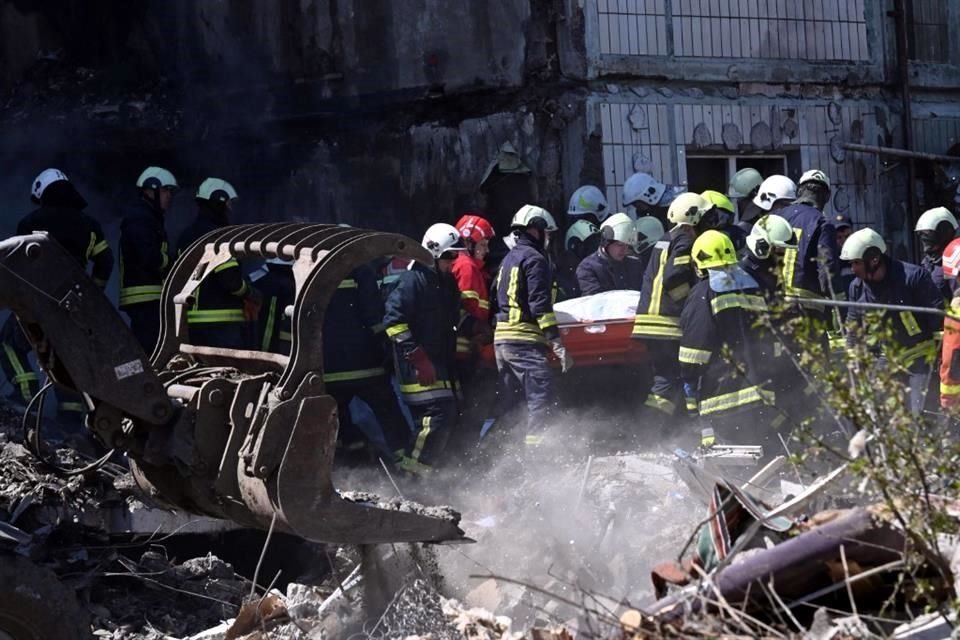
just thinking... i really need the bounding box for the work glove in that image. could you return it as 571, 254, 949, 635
406, 346, 437, 386
550, 339, 574, 373
242, 286, 263, 322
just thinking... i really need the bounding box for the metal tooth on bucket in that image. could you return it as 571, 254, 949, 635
127, 223, 467, 545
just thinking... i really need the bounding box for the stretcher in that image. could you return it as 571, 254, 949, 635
481, 290, 649, 367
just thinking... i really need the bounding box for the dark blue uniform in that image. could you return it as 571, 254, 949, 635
119, 199, 171, 351
253, 263, 409, 461
679, 267, 778, 442
575, 249, 644, 295
779, 202, 841, 298
921, 254, 955, 302
846, 258, 943, 375
492, 232, 559, 443
176, 206, 254, 349
1, 181, 112, 416
631, 228, 697, 416
383, 263, 460, 467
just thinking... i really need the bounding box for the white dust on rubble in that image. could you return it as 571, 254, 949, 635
333, 407, 706, 630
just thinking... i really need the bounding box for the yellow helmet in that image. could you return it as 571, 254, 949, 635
692, 230, 738, 272
700, 190, 735, 214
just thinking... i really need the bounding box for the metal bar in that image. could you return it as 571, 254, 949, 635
785, 296, 946, 317
841, 142, 960, 164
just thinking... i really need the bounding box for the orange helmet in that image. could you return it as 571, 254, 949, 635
455, 213, 496, 244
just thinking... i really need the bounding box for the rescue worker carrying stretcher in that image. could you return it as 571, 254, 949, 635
493, 205, 573, 449
452, 214, 495, 382
176, 178, 262, 349
632, 192, 708, 417
384, 223, 463, 472
576, 213, 644, 295
679, 230, 776, 446
119, 166, 178, 350
842, 228, 943, 414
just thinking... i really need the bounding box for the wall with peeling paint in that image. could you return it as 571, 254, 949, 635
571, 0, 960, 255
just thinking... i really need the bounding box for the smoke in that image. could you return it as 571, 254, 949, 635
333, 405, 706, 625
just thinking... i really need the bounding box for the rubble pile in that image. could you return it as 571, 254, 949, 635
90, 551, 249, 640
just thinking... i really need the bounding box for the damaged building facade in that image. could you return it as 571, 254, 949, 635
1, 1, 960, 253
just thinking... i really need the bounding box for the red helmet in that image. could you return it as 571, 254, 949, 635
455, 213, 496, 243
944, 237, 960, 278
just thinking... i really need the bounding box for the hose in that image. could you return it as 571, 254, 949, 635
22, 381, 115, 477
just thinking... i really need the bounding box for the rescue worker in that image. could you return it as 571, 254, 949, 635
842, 228, 943, 414
729, 168, 764, 235
700, 190, 747, 252
833, 214, 856, 312
632, 192, 708, 416
452, 214, 496, 381
623, 172, 671, 226
778, 175, 841, 300
679, 230, 775, 445
834, 214, 853, 250
0, 168, 112, 415
119, 166, 177, 351
567, 185, 609, 227
493, 205, 573, 449
557, 219, 600, 299
250, 258, 295, 354
384, 223, 463, 472
753, 175, 797, 216
176, 178, 261, 349
634, 216, 665, 274
741, 214, 798, 298
576, 213, 644, 295
795, 169, 832, 213
914, 206, 958, 300
939, 237, 960, 410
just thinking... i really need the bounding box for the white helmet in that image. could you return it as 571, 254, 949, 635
196, 178, 238, 203
137, 166, 178, 190
799, 169, 831, 189
729, 168, 763, 199
511, 204, 558, 232
635, 216, 665, 251
753, 175, 797, 211
840, 228, 887, 261
31, 168, 68, 202
623, 172, 667, 207
422, 223, 466, 259
915, 206, 959, 233
600, 213, 637, 246
746, 214, 797, 259
564, 219, 599, 251
667, 192, 709, 228
568, 185, 608, 220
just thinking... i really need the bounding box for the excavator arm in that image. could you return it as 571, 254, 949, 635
0, 228, 465, 545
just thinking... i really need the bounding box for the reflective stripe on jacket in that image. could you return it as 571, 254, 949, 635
846, 258, 943, 371
119, 200, 171, 308
632, 229, 695, 340
941, 300, 960, 408
493, 233, 558, 346
679, 266, 776, 417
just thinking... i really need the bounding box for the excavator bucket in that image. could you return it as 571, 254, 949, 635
0, 227, 466, 545
142, 223, 467, 544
